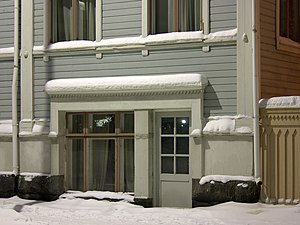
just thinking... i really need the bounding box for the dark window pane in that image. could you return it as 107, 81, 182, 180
161, 137, 174, 154
176, 117, 189, 134
120, 112, 134, 133
67, 114, 84, 134
121, 139, 135, 192
176, 157, 189, 174
68, 139, 84, 191
87, 139, 115, 191
176, 137, 189, 154
89, 114, 115, 133
161, 156, 174, 174
161, 117, 174, 134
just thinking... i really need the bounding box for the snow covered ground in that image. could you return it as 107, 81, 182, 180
0, 192, 299, 225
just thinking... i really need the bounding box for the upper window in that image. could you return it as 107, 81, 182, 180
51, 0, 95, 43
277, 0, 300, 53
150, 0, 202, 34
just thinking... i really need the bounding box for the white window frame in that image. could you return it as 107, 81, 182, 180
43, 0, 102, 47
142, 0, 209, 38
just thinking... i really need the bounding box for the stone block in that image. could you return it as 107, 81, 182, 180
0, 174, 17, 198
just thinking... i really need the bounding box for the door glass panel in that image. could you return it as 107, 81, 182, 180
161, 156, 174, 174
176, 137, 189, 154
120, 112, 134, 133
176, 117, 189, 134
67, 139, 84, 191
87, 139, 115, 191
176, 157, 189, 174
161, 137, 174, 154
120, 138, 134, 192
67, 114, 84, 134
161, 118, 174, 134
88, 114, 115, 133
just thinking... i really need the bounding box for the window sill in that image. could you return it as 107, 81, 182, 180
32, 29, 237, 57
276, 36, 300, 55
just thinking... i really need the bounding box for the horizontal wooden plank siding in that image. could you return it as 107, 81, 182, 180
34, 0, 44, 46
0, 61, 14, 120
259, 0, 300, 98
0, 0, 14, 48
34, 45, 237, 118
102, 0, 142, 39
210, 0, 237, 33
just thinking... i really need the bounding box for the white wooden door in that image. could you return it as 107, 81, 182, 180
156, 112, 192, 208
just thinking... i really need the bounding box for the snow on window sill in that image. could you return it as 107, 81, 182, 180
32, 29, 237, 56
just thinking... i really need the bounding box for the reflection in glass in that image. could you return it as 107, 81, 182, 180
176, 117, 189, 134
88, 139, 115, 191
120, 139, 134, 192
89, 114, 115, 133
67, 114, 84, 133
176, 157, 189, 174
161, 137, 174, 154
120, 112, 134, 133
68, 139, 84, 191
161, 156, 174, 174
161, 118, 174, 134
176, 137, 189, 154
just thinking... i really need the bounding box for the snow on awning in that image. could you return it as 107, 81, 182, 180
259, 96, 300, 109
45, 74, 208, 98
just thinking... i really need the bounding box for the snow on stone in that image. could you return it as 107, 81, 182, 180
199, 175, 255, 185
259, 96, 300, 109
0, 120, 12, 135
45, 74, 208, 94
60, 191, 134, 203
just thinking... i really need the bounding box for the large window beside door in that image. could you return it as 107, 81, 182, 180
150, 0, 202, 34
66, 112, 134, 193
51, 0, 95, 43
277, 0, 300, 53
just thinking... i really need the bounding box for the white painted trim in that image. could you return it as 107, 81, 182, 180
142, 0, 149, 38
96, 0, 102, 42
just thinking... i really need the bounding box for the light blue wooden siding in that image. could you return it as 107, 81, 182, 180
102, 0, 142, 39
34, 0, 44, 46
34, 45, 237, 118
0, 1, 14, 48
210, 0, 237, 33
0, 61, 13, 120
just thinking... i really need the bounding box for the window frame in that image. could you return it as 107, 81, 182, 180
65, 112, 135, 192
276, 0, 300, 54
44, 0, 101, 46
142, 0, 209, 37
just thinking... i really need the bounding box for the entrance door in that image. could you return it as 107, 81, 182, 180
156, 112, 191, 207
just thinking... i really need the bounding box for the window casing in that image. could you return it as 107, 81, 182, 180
66, 112, 134, 193
51, 0, 96, 43
277, 0, 300, 53
150, 0, 202, 34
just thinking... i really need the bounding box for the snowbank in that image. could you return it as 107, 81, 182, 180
259, 96, 300, 109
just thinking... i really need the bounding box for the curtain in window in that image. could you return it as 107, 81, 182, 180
77, 0, 95, 40
179, 0, 200, 32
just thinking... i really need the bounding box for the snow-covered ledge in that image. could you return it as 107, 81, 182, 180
45, 74, 208, 99
33, 29, 237, 56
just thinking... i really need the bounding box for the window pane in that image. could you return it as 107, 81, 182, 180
153, 0, 169, 34
89, 114, 115, 133
176, 117, 189, 134
67, 114, 84, 134
120, 112, 134, 133
87, 139, 115, 191
179, 0, 201, 32
77, 0, 95, 40
161, 118, 174, 134
67, 139, 84, 191
161, 156, 174, 173
176, 157, 189, 174
176, 137, 189, 154
161, 137, 174, 154
280, 0, 288, 37
120, 139, 135, 192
